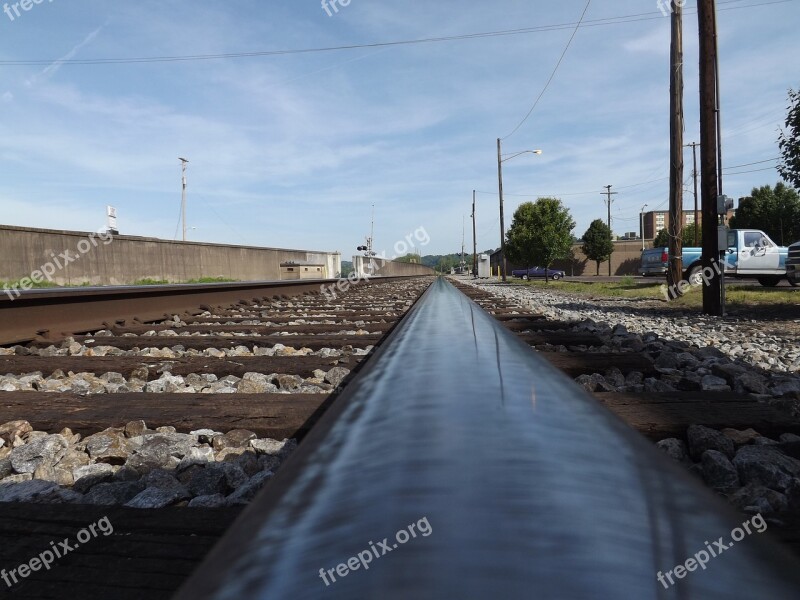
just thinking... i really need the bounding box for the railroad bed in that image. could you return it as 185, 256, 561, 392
0, 276, 434, 599
177, 277, 800, 599
452, 278, 800, 559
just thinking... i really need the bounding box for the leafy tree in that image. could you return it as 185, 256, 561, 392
581, 219, 614, 276
729, 182, 800, 246
653, 228, 670, 248
682, 222, 703, 247
395, 253, 422, 264
505, 197, 575, 282
778, 88, 800, 189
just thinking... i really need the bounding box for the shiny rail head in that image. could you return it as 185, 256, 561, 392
176, 277, 800, 600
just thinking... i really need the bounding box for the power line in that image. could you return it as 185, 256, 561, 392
723, 156, 778, 169
0, 0, 790, 66
502, 0, 592, 140
723, 165, 779, 175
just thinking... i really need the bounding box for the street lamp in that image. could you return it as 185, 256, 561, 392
497, 138, 542, 282
640, 203, 648, 251
179, 158, 189, 242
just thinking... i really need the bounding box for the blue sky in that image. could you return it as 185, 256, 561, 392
0, 0, 798, 257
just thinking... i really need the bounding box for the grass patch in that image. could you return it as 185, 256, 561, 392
510, 278, 799, 307
133, 278, 170, 286
185, 277, 237, 284
133, 277, 238, 286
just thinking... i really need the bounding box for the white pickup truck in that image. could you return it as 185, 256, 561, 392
681, 229, 793, 287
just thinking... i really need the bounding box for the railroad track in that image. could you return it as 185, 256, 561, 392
3, 275, 799, 598
452, 280, 800, 440
176, 277, 800, 599
451, 278, 800, 557
0, 276, 434, 599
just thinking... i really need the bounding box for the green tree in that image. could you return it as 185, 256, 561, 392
395, 253, 421, 264
653, 228, 670, 248
682, 222, 703, 247
581, 219, 614, 276
778, 87, 800, 189
506, 197, 575, 282
729, 182, 800, 246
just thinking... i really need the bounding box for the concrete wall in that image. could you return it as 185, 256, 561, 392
352, 256, 435, 278
490, 240, 652, 277
0, 224, 342, 286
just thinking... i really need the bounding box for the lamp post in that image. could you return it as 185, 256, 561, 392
497, 139, 542, 282
179, 158, 189, 241
640, 203, 648, 251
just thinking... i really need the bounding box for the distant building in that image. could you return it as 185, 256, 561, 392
642, 210, 702, 239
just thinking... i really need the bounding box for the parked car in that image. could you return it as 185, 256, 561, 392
640, 247, 668, 276
511, 266, 566, 280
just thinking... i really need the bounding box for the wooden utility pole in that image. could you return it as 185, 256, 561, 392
472, 190, 477, 277
667, 0, 684, 297
686, 142, 700, 245
602, 185, 617, 276
698, 0, 722, 315
497, 138, 508, 282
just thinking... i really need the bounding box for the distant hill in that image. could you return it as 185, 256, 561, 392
420, 251, 495, 271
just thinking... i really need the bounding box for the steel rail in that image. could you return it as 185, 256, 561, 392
0, 277, 424, 345
176, 277, 800, 599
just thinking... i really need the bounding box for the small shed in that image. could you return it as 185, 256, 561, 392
477, 254, 491, 278
280, 262, 327, 280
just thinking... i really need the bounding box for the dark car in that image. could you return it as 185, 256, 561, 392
511, 266, 565, 280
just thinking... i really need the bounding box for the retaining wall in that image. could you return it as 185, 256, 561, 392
352, 256, 435, 278
0, 225, 342, 286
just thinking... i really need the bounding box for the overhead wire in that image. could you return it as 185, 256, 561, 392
0, 0, 791, 66
502, 0, 592, 140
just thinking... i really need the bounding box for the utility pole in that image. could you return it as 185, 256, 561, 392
698, 0, 722, 315
497, 138, 507, 282
667, 0, 684, 296
640, 203, 648, 251
472, 190, 477, 277
461, 215, 466, 274
713, 0, 723, 196
602, 185, 617, 276
179, 158, 189, 241
686, 142, 700, 245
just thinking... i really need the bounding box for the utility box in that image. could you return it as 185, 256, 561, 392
280, 262, 326, 280
477, 254, 491, 278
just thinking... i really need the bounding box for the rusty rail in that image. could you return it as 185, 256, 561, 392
0, 278, 421, 345
175, 277, 800, 598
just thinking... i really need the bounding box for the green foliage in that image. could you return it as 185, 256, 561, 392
133, 278, 170, 285
394, 253, 422, 264
778, 88, 800, 189
505, 198, 575, 281
653, 228, 670, 248
133, 277, 237, 285
581, 219, 614, 275
186, 277, 237, 284
341, 261, 354, 277
729, 182, 800, 246
421, 254, 462, 273
682, 222, 703, 247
